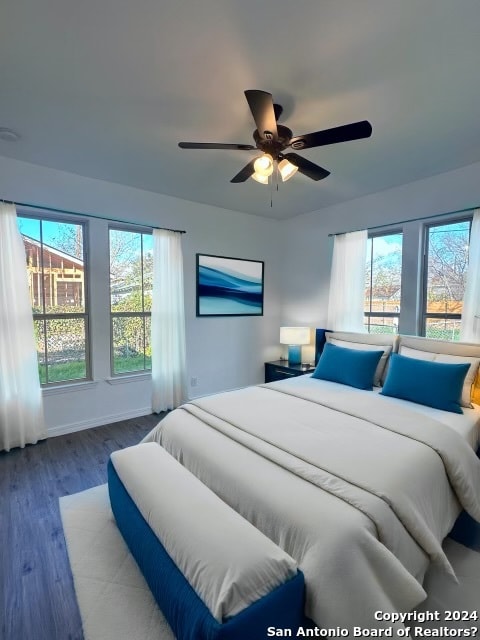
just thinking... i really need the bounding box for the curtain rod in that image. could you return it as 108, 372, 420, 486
0, 198, 186, 234
328, 205, 478, 237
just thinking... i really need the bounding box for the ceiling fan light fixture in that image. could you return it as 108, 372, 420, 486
251, 172, 269, 184
278, 158, 298, 182
253, 153, 274, 177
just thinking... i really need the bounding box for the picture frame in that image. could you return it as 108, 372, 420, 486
196, 253, 264, 317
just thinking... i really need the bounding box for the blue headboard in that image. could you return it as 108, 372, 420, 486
315, 329, 330, 364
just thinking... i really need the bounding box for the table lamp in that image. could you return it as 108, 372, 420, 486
280, 327, 310, 365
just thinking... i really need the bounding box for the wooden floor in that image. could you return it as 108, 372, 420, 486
0, 414, 162, 640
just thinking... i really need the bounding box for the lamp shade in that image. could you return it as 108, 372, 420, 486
279, 327, 310, 346
251, 172, 269, 184
253, 153, 274, 177
280, 327, 310, 365
278, 158, 298, 182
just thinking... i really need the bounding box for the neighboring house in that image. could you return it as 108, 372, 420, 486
23, 234, 84, 309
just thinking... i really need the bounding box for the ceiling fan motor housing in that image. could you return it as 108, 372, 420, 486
253, 125, 293, 160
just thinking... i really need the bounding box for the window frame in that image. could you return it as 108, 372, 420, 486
363, 212, 474, 342
17, 211, 91, 386
420, 216, 472, 340
364, 228, 403, 335
108, 224, 153, 377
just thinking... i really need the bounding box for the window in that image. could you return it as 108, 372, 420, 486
423, 219, 471, 341
364, 232, 403, 334
109, 228, 153, 374
363, 214, 473, 342
17, 215, 89, 384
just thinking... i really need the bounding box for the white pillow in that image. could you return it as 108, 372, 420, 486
399, 345, 480, 408
328, 337, 392, 387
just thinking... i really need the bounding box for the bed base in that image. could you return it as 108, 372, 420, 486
449, 446, 480, 548
450, 510, 480, 548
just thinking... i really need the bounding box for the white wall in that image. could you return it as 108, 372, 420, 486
281, 160, 480, 353
0, 156, 284, 434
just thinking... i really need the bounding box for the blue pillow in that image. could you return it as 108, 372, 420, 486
311, 342, 383, 390
380, 353, 469, 414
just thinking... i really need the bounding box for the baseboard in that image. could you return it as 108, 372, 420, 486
47, 406, 153, 437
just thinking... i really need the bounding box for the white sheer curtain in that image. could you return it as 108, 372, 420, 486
461, 209, 480, 342
0, 202, 46, 451
327, 229, 368, 332
151, 229, 187, 412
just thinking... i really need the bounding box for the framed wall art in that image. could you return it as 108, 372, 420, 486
196, 254, 264, 317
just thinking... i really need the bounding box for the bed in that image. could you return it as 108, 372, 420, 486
142, 332, 480, 634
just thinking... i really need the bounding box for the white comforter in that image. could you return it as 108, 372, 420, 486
143, 377, 480, 632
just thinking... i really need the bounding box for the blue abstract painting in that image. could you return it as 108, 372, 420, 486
196, 254, 264, 316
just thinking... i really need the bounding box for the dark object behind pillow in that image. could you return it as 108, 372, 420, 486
312, 342, 383, 390
380, 353, 469, 414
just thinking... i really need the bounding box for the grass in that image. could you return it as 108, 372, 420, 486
425, 328, 461, 341
366, 325, 461, 341
113, 354, 152, 374
39, 355, 151, 384
39, 361, 86, 384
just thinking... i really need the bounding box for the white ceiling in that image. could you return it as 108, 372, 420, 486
1, 0, 480, 220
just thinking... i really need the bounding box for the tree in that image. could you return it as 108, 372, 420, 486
108, 230, 153, 371
426, 225, 469, 310
365, 245, 402, 311
51, 223, 83, 259
49, 225, 153, 372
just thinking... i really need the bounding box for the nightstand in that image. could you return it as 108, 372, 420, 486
264, 360, 315, 383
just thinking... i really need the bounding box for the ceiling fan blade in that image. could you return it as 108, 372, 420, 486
179, 142, 255, 150
230, 159, 256, 183
289, 120, 372, 150
283, 153, 330, 181
273, 103, 283, 121
244, 90, 278, 141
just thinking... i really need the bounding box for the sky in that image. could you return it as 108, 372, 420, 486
368, 233, 402, 260
18, 216, 58, 244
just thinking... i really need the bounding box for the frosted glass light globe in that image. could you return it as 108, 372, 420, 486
253, 154, 274, 177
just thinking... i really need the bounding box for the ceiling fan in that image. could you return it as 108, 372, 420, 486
178, 89, 372, 185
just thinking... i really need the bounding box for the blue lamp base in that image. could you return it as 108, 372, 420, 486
287, 345, 302, 365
